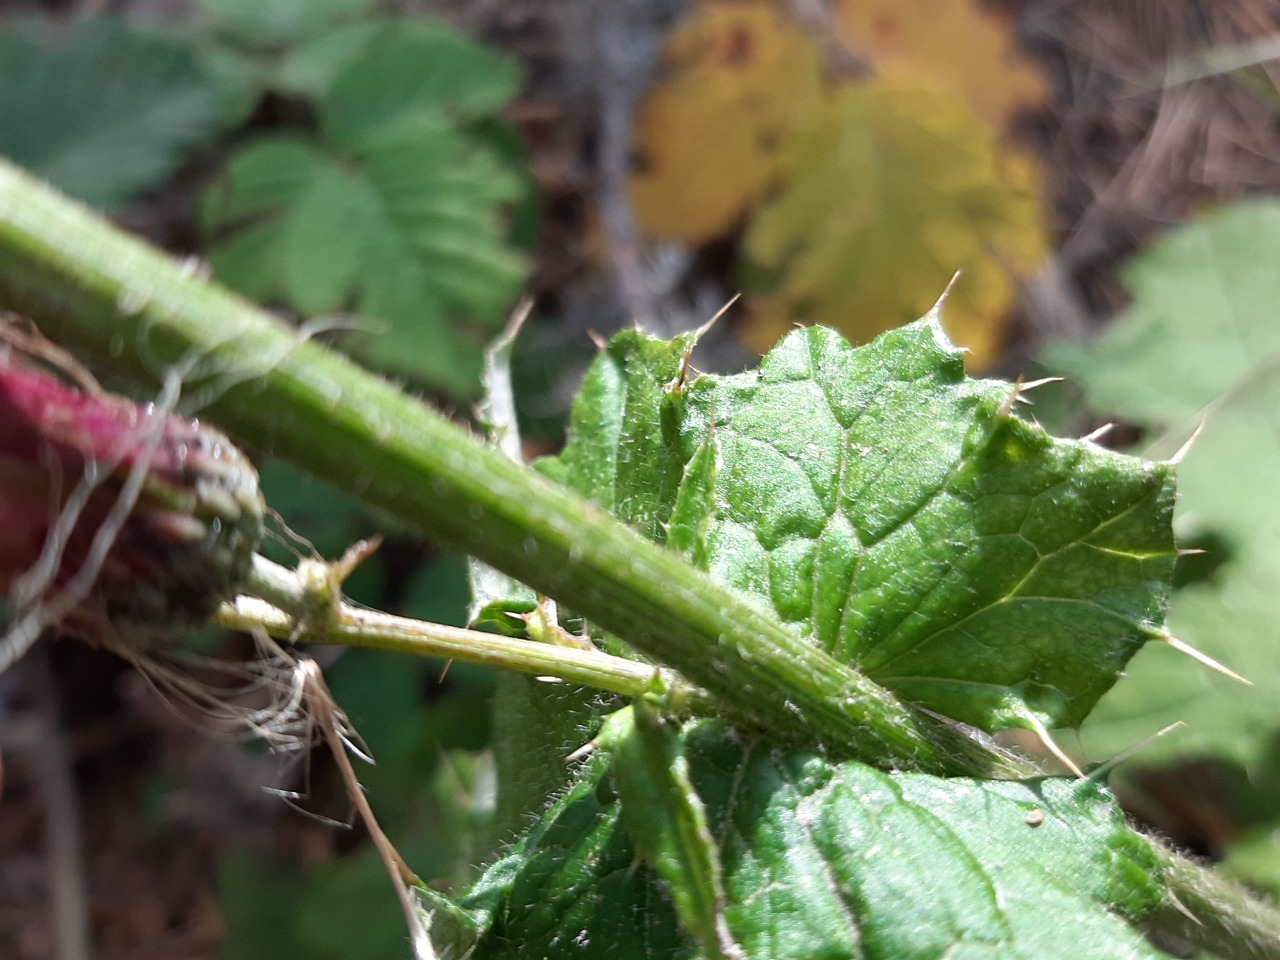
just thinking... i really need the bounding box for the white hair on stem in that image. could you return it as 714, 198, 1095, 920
1, 316, 433, 953
0, 310, 330, 671
1, 365, 183, 671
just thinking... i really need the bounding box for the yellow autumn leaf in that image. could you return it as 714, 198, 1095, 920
629, 0, 826, 243
742, 81, 1046, 369
835, 0, 1045, 124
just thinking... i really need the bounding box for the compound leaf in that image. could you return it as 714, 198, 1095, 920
319, 21, 523, 145
276, 20, 384, 97
0, 17, 222, 210
204, 87, 527, 393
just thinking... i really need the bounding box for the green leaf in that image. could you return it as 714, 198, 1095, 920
0, 17, 222, 210
198, 0, 374, 48
202, 137, 327, 227
1048, 200, 1280, 426
200, 15, 529, 395
544, 320, 1176, 734
280, 162, 376, 315
276, 20, 384, 98
203, 113, 528, 393
443, 723, 1167, 959
202, 137, 326, 304
666, 430, 719, 568
319, 21, 524, 144
597, 704, 741, 960
355, 115, 527, 319
194, 1, 376, 116
548, 332, 700, 538
195, 42, 279, 128
1047, 199, 1280, 767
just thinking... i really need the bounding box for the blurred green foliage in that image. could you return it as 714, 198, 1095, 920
198, 11, 532, 396
0, 18, 223, 209
0, 6, 533, 400
1046, 198, 1280, 893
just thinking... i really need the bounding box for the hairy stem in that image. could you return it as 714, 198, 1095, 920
1146, 842, 1280, 960
219, 555, 715, 714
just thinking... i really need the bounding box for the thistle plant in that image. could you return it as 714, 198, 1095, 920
3, 157, 1280, 960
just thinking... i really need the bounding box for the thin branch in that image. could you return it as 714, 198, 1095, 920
300, 658, 434, 960
217, 555, 717, 717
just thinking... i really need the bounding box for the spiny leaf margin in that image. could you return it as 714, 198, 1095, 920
540, 318, 1176, 735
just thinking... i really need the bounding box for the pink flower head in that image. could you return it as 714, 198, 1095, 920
0, 352, 263, 664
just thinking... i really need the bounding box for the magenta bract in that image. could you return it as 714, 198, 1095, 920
0, 356, 264, 650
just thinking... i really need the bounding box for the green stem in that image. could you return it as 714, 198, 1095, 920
0, 158, 1021, 778
1146, 842, 1280, 960
219, 556, 715, 714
